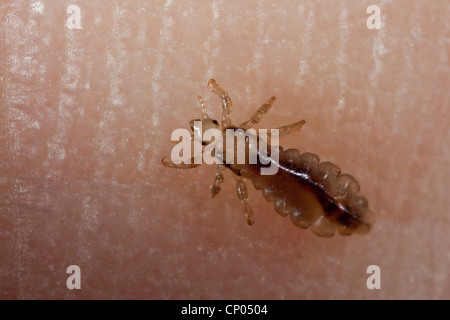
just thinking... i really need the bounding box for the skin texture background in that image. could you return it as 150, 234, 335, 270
0, 0, 449, 299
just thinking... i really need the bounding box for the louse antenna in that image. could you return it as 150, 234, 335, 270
197, 95, 209, 119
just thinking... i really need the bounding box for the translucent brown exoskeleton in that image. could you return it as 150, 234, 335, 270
161, 79, 375, 237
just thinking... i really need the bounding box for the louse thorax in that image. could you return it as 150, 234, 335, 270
219, 127, 266, 174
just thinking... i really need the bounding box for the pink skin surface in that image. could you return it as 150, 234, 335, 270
1, 1, 449, 299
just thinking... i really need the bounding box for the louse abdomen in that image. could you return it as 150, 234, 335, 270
234, 147, 375, 237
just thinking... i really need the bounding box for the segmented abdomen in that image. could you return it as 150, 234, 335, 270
236, 147, 375, 237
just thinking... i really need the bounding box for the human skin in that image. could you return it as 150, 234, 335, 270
0, 0, 448, 299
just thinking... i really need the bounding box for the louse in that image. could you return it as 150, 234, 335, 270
162, 79, 375, 237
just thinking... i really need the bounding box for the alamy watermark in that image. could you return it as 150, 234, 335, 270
169, 121, 280, 175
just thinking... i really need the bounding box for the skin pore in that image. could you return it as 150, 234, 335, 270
1, 1, 448, 299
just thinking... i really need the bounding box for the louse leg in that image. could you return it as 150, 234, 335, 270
239, 96, 276, 130
161, 156, 201, 169
210, 164, 226, 198
235, 177, 255, 226
266, 120, 306, 145
207, 79, 233, 129
276, 120, 305, 138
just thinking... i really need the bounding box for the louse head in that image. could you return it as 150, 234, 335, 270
189, 117, 219, 145
189, 95, 220, 145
